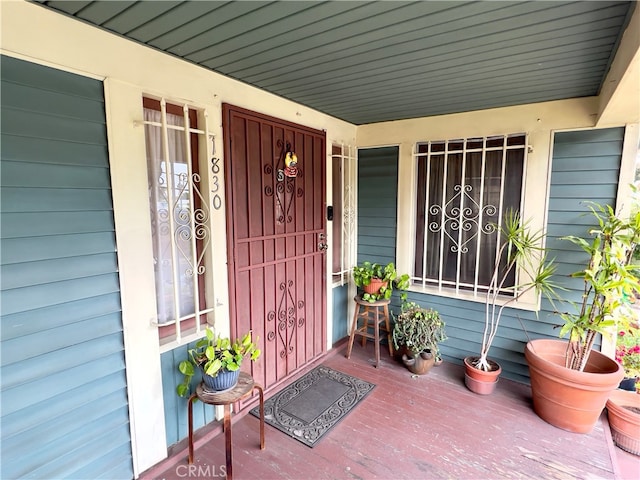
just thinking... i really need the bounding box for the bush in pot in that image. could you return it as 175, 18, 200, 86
525, 189, 640, 433
615, 326, 640, 392
392, 302, 447, 375
464, 210, 559, 394
352, 261, 410, 303
177, 327, 261, 396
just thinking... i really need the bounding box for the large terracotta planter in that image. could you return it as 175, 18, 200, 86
464, 356, 501, 395
606, 389, 640, 456
525, 339, 624, 434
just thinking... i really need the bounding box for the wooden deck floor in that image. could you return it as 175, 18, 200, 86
142, 342, 635, 480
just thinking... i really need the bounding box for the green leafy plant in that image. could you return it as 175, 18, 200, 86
352, 261, 410, 302
176, 327, 261, 397
392, 302, 446, 357
560, 189, 640, 371
474, 209, 561, 372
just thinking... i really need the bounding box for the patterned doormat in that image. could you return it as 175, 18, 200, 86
250, 365, 375, 447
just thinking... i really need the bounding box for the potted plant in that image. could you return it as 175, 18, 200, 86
465, 210, 559, 395
392, 302, 447, 375
352, 261, 410, 303
606, 388, 640, 456
176, 327, 261, 396
525, 191, 640, 433
615, 326, 640, 392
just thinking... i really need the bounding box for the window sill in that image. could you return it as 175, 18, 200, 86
407, 284, 540, 312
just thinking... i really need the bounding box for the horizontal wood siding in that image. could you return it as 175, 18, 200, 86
161, 345, 216, 447
357, 147, 399, 265
357, 146, 403, 316
402, 128, 624, 384
0, 55, 133, 479
543, 127, 624, 339
332, 284, 349, 344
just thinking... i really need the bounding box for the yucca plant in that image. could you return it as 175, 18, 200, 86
473, 209, 561, 372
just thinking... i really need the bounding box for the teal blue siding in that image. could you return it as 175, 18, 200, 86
357, 146, 406, 316
387, 128, 624, 384
544, 127, 624, 314
161, 345, 216, 447
0, 55, 132, 479
357, 147, 399, 266
332, 284, 349, 344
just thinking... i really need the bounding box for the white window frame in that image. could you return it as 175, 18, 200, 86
331, 143, 358, 286
410, 132, 540, 310
142, 97, 217, 347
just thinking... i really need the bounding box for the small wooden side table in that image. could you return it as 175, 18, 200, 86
188, 372, 265, 480
346, 295, 392, 367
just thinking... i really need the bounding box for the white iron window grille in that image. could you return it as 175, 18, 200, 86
143, 98, 213, 342
413, 134, 527, 295
331, 143, 357, 286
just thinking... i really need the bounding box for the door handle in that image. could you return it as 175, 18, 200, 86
318, 233, 327, 251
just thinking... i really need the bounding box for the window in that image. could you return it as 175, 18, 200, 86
143, 97, 212, 342
413, 134, 526, 294
331, 143, 357, 285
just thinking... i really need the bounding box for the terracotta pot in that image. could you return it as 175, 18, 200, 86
463, 356, 501, 394
525, 339, 625, 434
606, 389, 640, 456
363, 278, 388, 295
402, 351, 435, 375
464, 372, 499, 395
464, 356, 502, 381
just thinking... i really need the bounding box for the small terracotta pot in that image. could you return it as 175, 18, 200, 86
464, 372, 499, 395
464, 356, 502, 381
363, 278, 387, 295
525, 339, 624, 434
464, 356, 501, 394
606, 389, 640, 456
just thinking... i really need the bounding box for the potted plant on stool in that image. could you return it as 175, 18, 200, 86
177, 327, 261, 396
392, 302, 447, 375
465, 210, 559, 394
525, 191, 640, 433
352, 261, 410, 303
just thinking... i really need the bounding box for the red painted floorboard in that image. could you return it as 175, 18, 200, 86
142, 342, 635, 480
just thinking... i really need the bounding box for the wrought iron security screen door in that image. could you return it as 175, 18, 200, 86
223, 104, 327, 394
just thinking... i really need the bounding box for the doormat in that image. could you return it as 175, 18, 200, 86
250, 365, 375, 447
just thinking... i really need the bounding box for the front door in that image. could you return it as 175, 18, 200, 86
223, 104, 327, 394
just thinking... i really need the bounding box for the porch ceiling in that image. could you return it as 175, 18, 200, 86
34, 1, 636, 125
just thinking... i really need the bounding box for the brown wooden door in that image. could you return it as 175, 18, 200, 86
223, 104, 327, 395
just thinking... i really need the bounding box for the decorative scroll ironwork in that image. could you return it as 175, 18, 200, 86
264, 139, 304, 224
428, 184, 496, 253
267, 280, 305, 358
343, 182, 356, 267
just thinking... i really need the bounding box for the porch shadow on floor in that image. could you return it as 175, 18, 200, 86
142, 342, 638, 480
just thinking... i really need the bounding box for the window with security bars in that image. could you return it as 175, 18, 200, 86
331, 143, 357, 285
414, 134, 526, 294
143, 97, 213, 342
